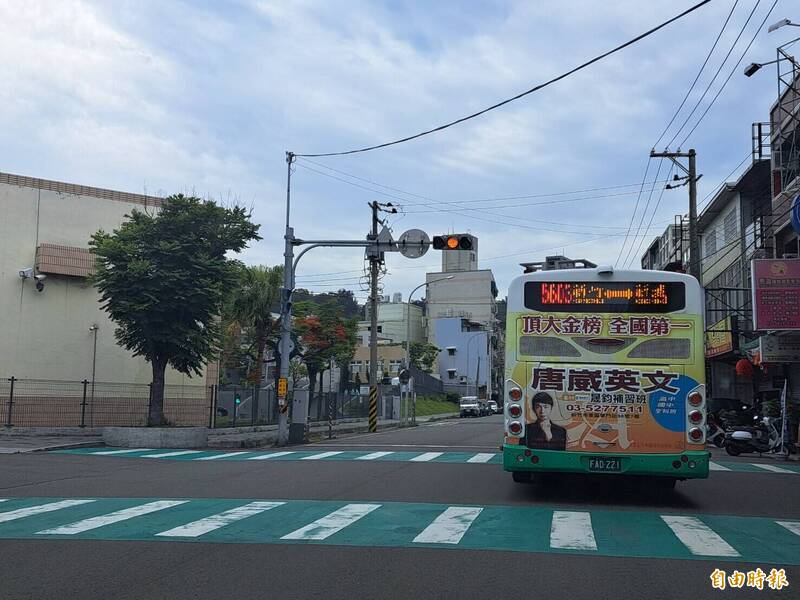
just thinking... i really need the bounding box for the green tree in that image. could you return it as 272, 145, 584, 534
223, 264, 283, 386
410, 342, 440, 373
90, 194, 260, 425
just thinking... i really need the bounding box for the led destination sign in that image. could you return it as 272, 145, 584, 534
524, 281, 686, 313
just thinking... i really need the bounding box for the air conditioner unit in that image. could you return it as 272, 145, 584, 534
459, 376, 467, 383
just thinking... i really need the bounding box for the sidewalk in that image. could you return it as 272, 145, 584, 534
207, 413, 458, 449
708, 445, 800, 463
0, 413, 459, 453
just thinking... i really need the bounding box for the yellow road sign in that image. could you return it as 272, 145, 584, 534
277, 377, 288, 398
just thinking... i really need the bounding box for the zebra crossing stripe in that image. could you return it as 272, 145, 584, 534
37, 501, 188, 535
156, 502, 285, 537
0, 499, 7, 503
141, 451, 203, 459
709, 461, 730, 471
749, 463, 797, 474
466, 453, 495, 464
661, 516, 739, 557
247, 451, 296, 460
0, 500, 95, 524
413, 506, 482, 544
281, 503, 381, 540
355, 452, 393, 460
550, 511, 597, 551
195, 453, 254, 461
92, 448, 153, 456
300, 452, 343, 461
777, 521, 800, 537
410, 452, 443, 462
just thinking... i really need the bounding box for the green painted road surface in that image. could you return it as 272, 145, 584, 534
53, 447, 800, 474
0, 496, 799, 564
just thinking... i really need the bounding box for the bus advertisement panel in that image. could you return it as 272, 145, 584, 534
503, 273, 709, 484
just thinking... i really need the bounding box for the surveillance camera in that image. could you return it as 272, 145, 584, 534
19, 268, 33, 279
34, 274, 47, 281
35, 280, 45, 292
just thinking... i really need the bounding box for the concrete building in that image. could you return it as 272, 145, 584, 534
697, 158, 772, 406
0, 171, 213, 386
350, 344, 406, 382
640, 223, 690, 271
359, 299, 425, 346
431, 318, 490, 398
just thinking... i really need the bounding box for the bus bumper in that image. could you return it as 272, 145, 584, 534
502, 445, 710, 479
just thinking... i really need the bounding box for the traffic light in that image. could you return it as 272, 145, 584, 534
234, 392, 242, 405
432, 235, 472, 250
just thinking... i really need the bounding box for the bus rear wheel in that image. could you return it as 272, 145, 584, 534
512, 471, 532, 483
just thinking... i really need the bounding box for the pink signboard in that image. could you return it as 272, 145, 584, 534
751, 259, 800, 330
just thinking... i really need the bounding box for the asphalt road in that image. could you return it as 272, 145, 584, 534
1, 414, 798, 600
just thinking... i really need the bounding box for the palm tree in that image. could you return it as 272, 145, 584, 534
224, 265, 283, 386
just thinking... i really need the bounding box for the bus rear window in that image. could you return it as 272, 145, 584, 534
524, 281, 686, 313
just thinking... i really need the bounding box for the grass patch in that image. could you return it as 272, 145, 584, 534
413, 395, 459, 417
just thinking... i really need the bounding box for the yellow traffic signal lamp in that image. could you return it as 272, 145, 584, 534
432, 235, 473, 251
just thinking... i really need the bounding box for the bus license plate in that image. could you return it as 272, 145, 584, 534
588, 457, 621, 472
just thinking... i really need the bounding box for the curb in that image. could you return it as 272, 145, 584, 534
7, 440, 105, 454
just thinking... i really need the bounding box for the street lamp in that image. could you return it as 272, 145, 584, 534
88, 324, 99, 426
465, 332, 485, 398
404, 275, 454, 370
768, 19, 799, 33
403, 275, 453, 425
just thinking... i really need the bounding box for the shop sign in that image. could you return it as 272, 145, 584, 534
751, 259, 800, 330
759, 334, 800, 362
706, 316, 735, 358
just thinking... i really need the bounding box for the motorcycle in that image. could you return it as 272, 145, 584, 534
724, 416, 786, 456
706, 414, 726, 448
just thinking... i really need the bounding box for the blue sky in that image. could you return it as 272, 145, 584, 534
0, 0, 795, 300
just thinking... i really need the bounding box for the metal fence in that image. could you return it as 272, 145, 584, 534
1, 377, 213, 428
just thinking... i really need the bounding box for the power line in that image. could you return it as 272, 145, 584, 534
293, 1, 712, 158
615, 157, 653, 267
653, 0, 740, 148
622, 158, 666, 268
299, 157, 670, 206
678, 0, 779, 147
666, 0, 763, 149
625, 163, 677, 268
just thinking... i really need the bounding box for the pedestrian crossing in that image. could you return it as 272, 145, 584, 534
0, 496, 798, 564
53, 447, 800, 474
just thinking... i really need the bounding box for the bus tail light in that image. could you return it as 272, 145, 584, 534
508, 421, 523, 436
508, 404, 522, 418
688, 392, 703, 407
688, 410, 703, 424
688, 427, 704, 442
508, 387, 522, 401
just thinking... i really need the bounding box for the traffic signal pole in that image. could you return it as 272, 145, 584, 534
277, 152, 296, 446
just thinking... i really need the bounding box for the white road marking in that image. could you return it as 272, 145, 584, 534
410, 452, 443, 462
0, 499, 7, 503
355, 452, 393, 460
661, 515, 739, 556
91, 448, 153, 456
246, 451, 296, 460
0, 500, 95, 524
37, 500, 187, 535
156, 502, 285, 537
413, 506, 483, 544
466, 453, 496, 464
750, 463, 797, 474
195, 453, 254, 461
708, 462, 730, 471
281, 504, 381, 540
550, 511, 597, 551
777, 521, 800, 537
141, 451, 203, 459
300, 451, 343, 460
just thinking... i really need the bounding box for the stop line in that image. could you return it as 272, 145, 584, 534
0, 496, 798, 564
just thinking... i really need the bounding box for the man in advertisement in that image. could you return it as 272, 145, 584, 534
526, 392, 567, 450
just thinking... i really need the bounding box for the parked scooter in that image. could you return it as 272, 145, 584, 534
724, 416, 785, 456
706, 413, 726, 448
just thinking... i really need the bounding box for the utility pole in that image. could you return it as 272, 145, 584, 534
650, 149, 701, 280
277, 152, 295, 446
368, 201, 380, 433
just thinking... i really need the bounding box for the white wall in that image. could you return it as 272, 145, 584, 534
425, 270, 496, 343
0, 177, 206, 385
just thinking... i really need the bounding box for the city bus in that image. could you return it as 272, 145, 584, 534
503, 265, 709, 488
